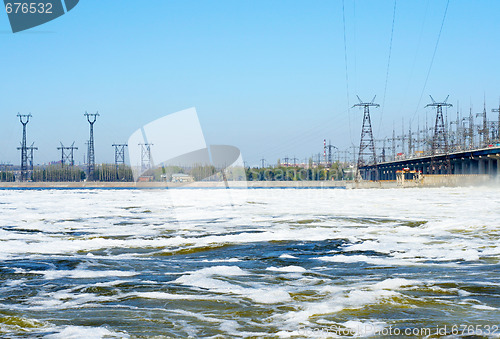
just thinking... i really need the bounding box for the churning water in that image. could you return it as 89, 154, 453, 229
0, 187, 499, 338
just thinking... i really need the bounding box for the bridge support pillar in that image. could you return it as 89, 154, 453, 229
471, 159, 478, 174
478, 159, 485, 175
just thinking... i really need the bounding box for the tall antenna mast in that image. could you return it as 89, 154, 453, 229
353, 95, 379, 180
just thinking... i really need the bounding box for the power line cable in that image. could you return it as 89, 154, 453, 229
378, 0, 397, 136
342, 0, 353, 145
410, 0, 450, 125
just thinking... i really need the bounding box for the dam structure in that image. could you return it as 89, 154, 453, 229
357, 95, 500, 181
359, 145, 500, 180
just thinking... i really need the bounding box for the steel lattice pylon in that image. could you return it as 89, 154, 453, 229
113, 144, 128, 180
323, 139, 337, 167
353, 96, 379, 180
17, 113, 31, 181
426, 95, 452, 174
113, 144, 127, 166
58, 142, 78, 166
492, 102, 500, 142
27, 143, 38, 171
85, 112, 99, 180
139, 143, 153, 172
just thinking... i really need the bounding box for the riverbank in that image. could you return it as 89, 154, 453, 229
0, 180, 345, 189
0, 174, 493, 189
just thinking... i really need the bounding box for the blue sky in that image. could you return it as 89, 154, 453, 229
0, 0, 499, 166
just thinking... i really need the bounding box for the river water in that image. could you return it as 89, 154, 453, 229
0, 187, 499, 338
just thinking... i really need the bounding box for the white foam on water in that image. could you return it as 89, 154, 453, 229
1, 187, 499, 337
2, 188, 498, 267
130, 292, 220, 301
26, 289, 117, 310
341, 320, 387, 337
457, 289, 471, 296
30, 269, 137, 280
372, 278, 421, 290
44, 325, 128, 339
266, 266, 307, 273
279, 254, 298, 259
200, 258, 241, 263
218, 319, 269, 338
5, 279, 25, 287
275, 278, 421, 328
173, 265, 291, 304
471, 304, 497, 310
314, 254, 411, 266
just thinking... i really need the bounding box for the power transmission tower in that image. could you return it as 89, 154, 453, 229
283, 156, 289, 167
401, 118, 406, 157
339, 150, 349, 164
291, 156, 298, 167
84, 112, 99, 180
260, 158, 266, 168
27, 143, 38, 172
416, 117, 422, 153
113, 144, 128, 180
58, 142, 78, 166
323, 140, 337, 167
0, 163, 13, 174
323, 139, 327, 164
113, 144, 127, 166
476, 98, 489, 147
139, 143, 153, 171
424, 112, 429, 153
391, 125, 396, 161
490, 121, 497, 142
349, 145, 358, 165
17, 113, 32, 181
353, 96, 379, 180
426, 95, 452, 174
492, 101, 500, 142
316, 153, 322, 166
375, 138, 387, 163
463, 108, 475, 149
408, 123, 413, 156
449, 104, 461, 151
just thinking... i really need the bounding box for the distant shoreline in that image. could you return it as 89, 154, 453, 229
0, 175, 492, 189
0, 181, 347, 189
